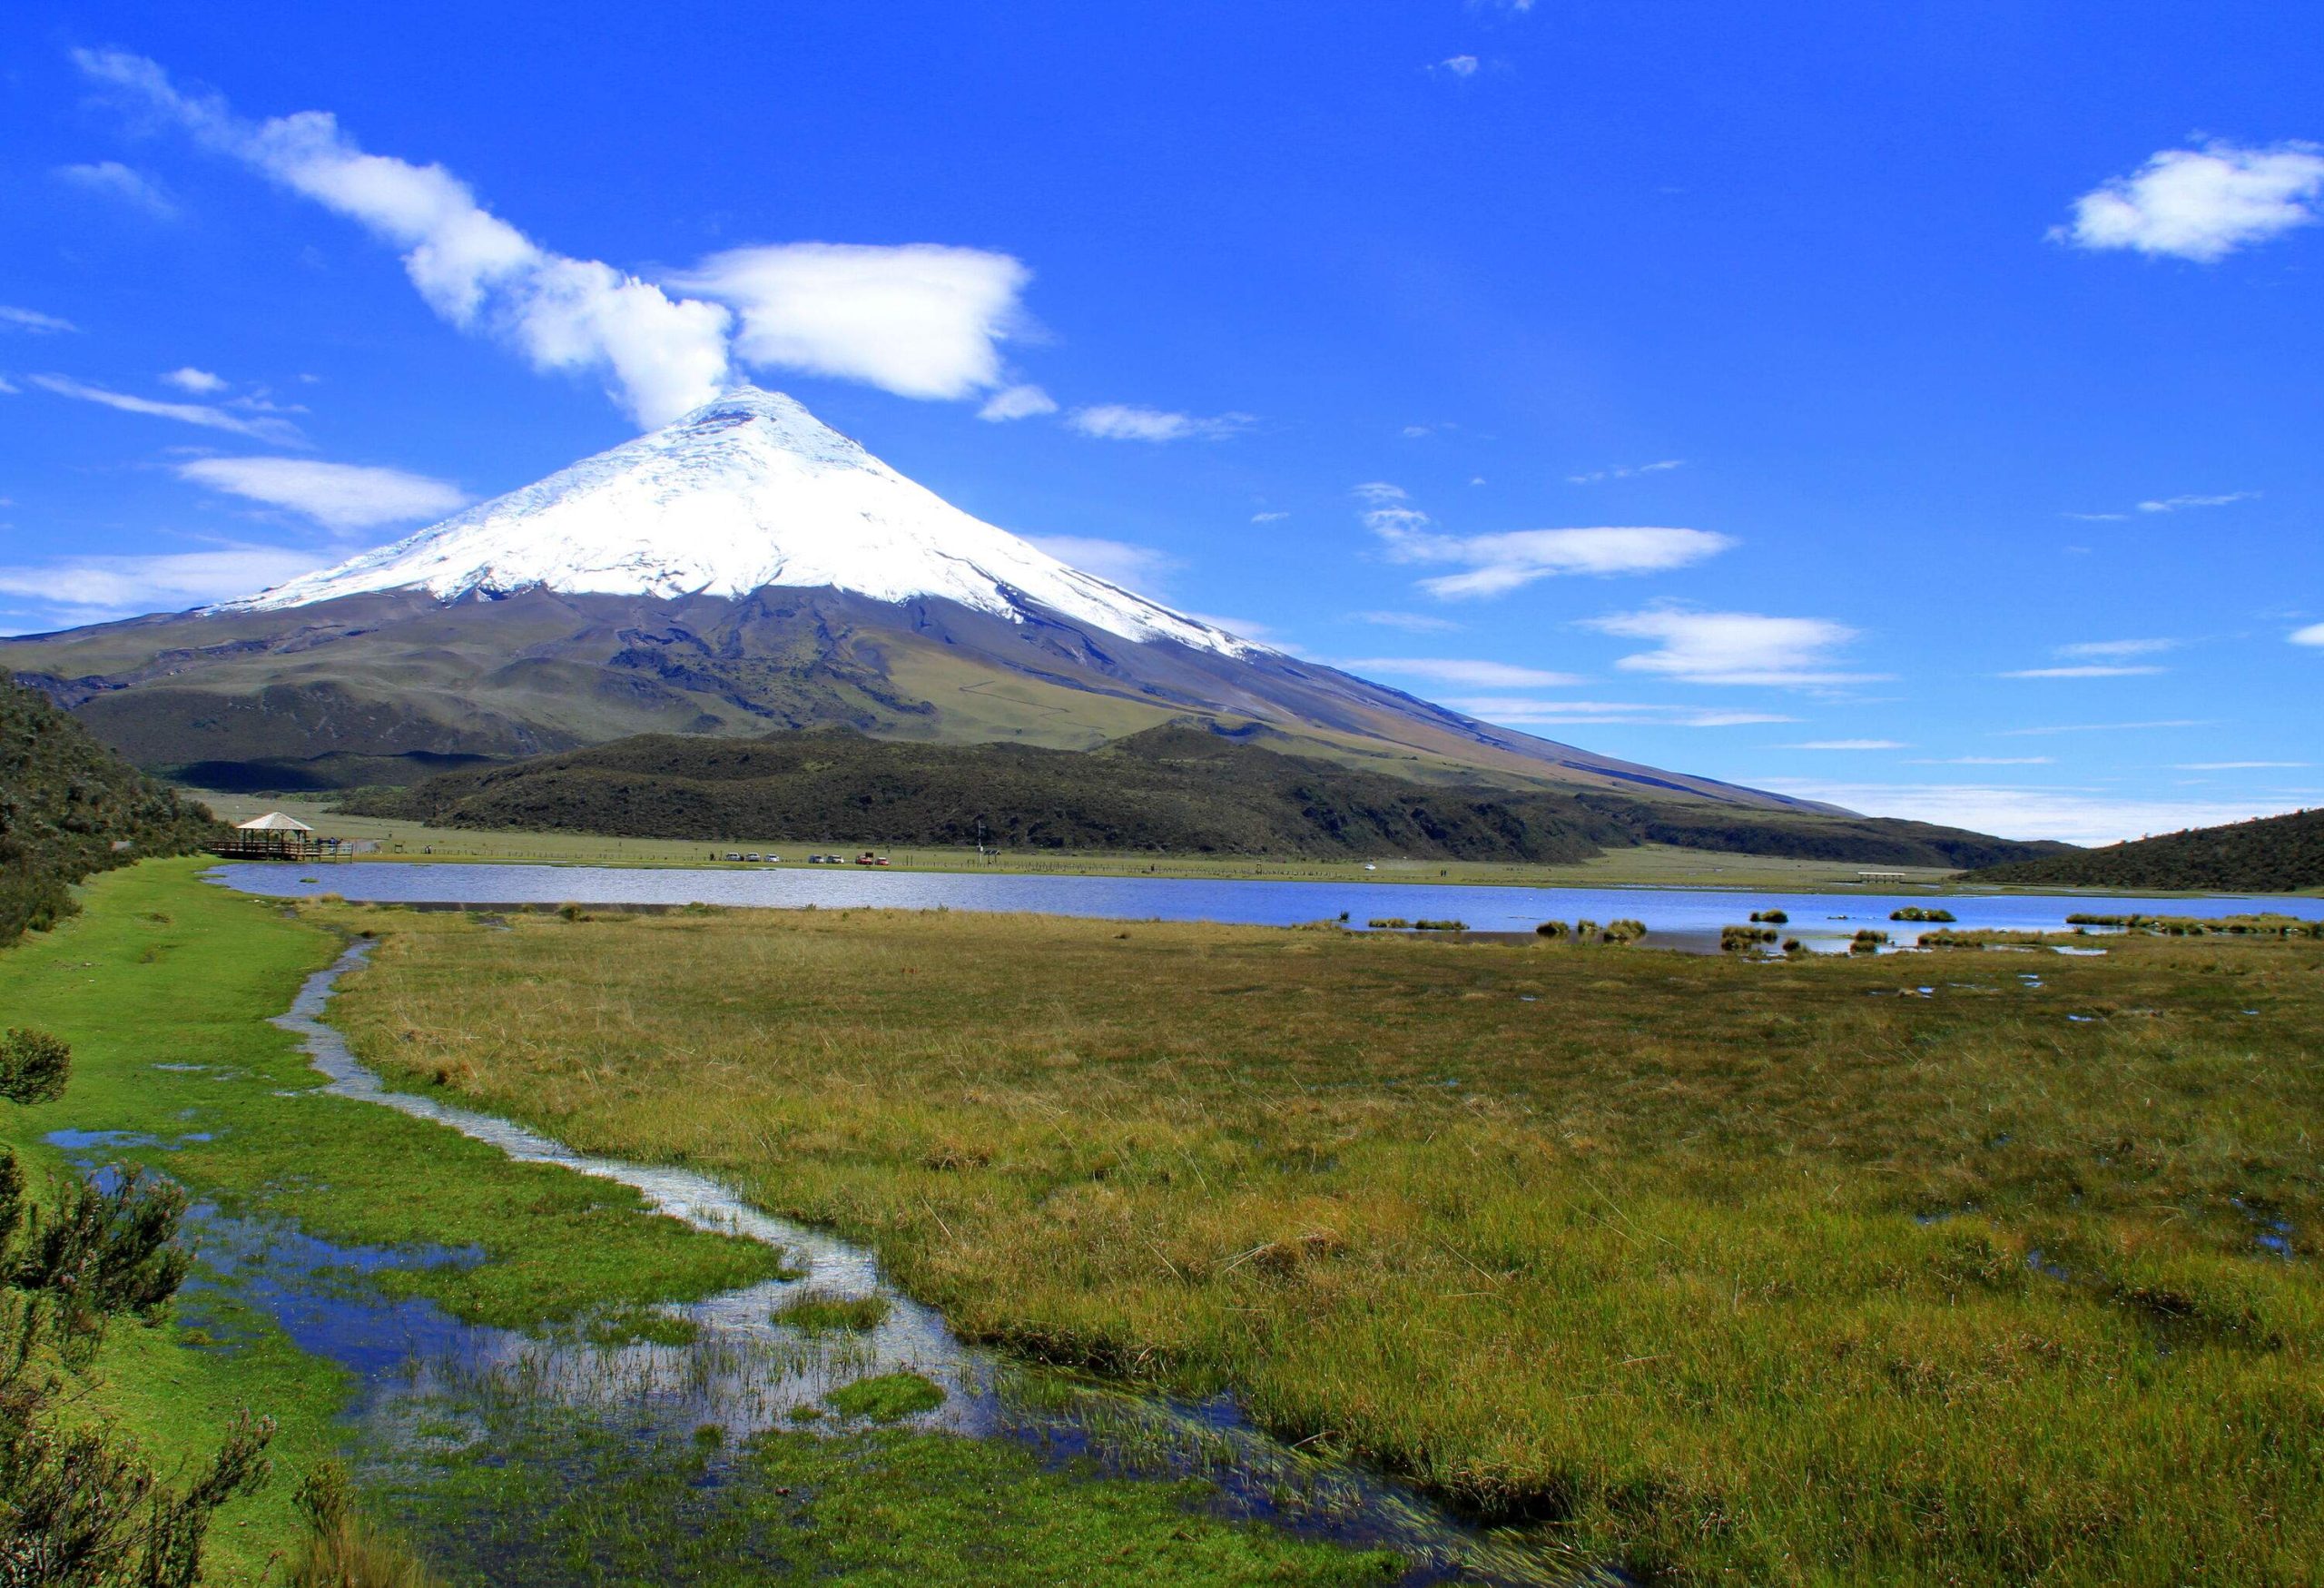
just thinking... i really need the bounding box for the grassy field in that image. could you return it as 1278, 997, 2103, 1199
0, 863, 1423, 1586
192, 789, 1955, 892
321, 898, 2324, 1583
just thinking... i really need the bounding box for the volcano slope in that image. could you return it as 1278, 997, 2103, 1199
348, 723, 2067, 869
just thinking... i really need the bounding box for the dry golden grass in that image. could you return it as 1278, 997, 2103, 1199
324, 903, 2324, 1583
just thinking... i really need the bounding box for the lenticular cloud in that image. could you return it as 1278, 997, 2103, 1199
74, 51, 1036, 425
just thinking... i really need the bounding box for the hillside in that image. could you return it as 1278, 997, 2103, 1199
0, 676, 220, 944
347, 723, 2068, 868
1967, 806, 2324, 893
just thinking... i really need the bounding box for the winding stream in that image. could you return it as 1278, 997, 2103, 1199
213, 941, 1608, 1585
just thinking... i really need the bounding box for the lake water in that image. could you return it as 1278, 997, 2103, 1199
209, 861, 2324, 951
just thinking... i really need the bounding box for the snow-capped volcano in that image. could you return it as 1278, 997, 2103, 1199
220, 386, 1260, 657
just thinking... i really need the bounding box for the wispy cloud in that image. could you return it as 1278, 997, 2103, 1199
1349, 609, 1461, 633
0, 545, 326, 629
162, 366, 228, 395
78, 51, 1039, 427
0, 306, 76, 334
1343, 657, 1584, 687
2293, 623, 2324, 647
1748, 778, 2309, 846
1357, 483, 1729, 598
176, 457, 468, 531
1067, 404, 1249, 442
1251, 510, 1291, 524
2175, 761, 2308, 770
976, 383, 1057, 422
1439, 696, 1795, 728
1783, 739, 1907, 751
54, 160, 175, 216
1998, 719, 2205, 736
1435, 55, 1481, 76
1584, 606, 1877, 687
29, 374, 303, 444
1566, 459, 1684, 485
2057, 637, 2177, 659
1907, 755, 2054, 765
2001, 664, 2166, 678
2138, 491, 2257, 513
1023, 535, 1180, 590
2053, 141, 2324, 261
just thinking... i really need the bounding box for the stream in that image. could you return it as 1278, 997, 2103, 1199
67, 942, 1611, 1586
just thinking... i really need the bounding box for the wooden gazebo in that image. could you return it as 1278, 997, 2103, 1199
213, 812, 324, 861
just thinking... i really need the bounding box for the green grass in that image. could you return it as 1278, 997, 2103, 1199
772, 1289, 891, 1335
321, 898, 2324, 1584
0, 863, 1440, 1585
824, 1371, 946, 1422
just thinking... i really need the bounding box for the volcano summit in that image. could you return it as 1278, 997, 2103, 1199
6, 389, 1809, 808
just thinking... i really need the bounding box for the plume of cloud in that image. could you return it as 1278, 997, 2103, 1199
2137, 491, 2257, 512
1436, 696, 1795, 728
670, 243, 1030, 401
54, 160, 175, 216
1437, 55, 1481, 76
2053, 141, 2324, 261
977, 383, 1058, 421
1744, 777, 2307, 846
1068, 404, 1249, 442
2057, 637, 2176, 659
1251, 510, 1291, 524
0, 306, 76, 334
1357, 485, 1729, 597
29, 374, 302, 443
1350, 609, 1460, 633
1784, 739, 1907, 751
75, 48, 734, 426
2292, 622, 2324, 647
1567, 459, 1684, 484
176, 457, 468, 531
1586, 607, 1875, 686
162, 366, 228, 394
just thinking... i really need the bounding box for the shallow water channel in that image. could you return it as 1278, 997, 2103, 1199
63, 943, 1610, 1586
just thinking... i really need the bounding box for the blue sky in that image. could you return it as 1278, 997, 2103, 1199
2, 1, 2319, 843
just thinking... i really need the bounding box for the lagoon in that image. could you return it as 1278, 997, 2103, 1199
209, 861, 2324, 950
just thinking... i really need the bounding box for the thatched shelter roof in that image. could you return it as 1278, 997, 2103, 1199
235, 812, 315, 833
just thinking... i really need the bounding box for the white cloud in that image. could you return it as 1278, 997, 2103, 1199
0, 545, 325, 628
28, 374, 303, 444
2063, 510, 2129, 522
0, 306, 76, 334
54, 160, 175, 216
1999, 719, 2204, 736
1343, 657, 1585, 687
2137, 491, 2257, 513
2175, 761, 2308, 770
176, 457, 468, 531
671, 243, 1029, 402
1438, 55, 1481, 76
2000, 665, 2166, 678
1438, 695, 1796, 728
1350, 609, 1460, 633
0, 378, 17, 395
2292, 623, 2324, 646
1908, 755, 2054, 765
1584, 607, 1876, 686
1567, 459, 1684, 484
1251, 510, 1291, 524
1067, 405, 1249, 442
2057, 637, 2176, 659
162, 366, 227, 394
77, 49, 738, 428
1023, 535, 1180, 591
1784, 739, 1907, 751
1357, 486, 1729, 597
2053, 141, 2324, 261
977, 383, 1058, 421
1748, 778, 2311, 847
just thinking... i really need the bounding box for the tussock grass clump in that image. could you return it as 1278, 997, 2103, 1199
773, 1289, 891, 1335
1890, 905, 1956, 922
1849, 928, 1890, 952
1719, 923, 1778, 951
1748, 908, 1788, 924
824, 1371, 945, 1422
326, 900, 2324, 1584
289, 1462, 438, 1588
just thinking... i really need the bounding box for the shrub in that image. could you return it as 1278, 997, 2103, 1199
1749, 909, 1789, 924
0, 1029, 70, 1106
